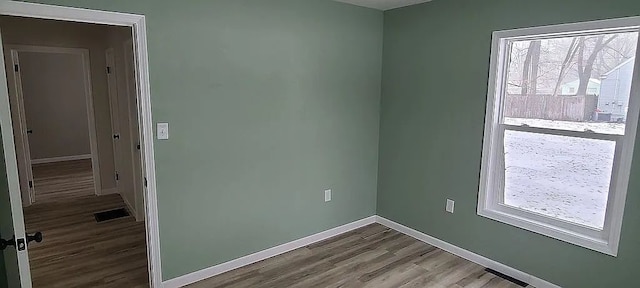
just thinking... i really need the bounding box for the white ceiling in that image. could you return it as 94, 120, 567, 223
334, 0, 432, 10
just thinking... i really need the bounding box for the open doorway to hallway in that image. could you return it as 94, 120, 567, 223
1, 15, 149, 287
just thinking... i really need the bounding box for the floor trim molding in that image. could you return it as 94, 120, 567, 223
99, 188, 118, 196
162, 215, 560, 288
30, 154, 92, 165
375, 216, 561, 288
162, 216, 377, 288
121, 193, 137, 219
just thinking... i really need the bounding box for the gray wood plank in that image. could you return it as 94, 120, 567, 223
188, 224, 535, 288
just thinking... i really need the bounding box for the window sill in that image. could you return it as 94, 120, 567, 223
478, 207, 617, 256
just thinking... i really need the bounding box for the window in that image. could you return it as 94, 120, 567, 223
478, 17, 640, 256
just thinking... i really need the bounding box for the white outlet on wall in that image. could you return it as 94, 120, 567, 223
325, 189, 332, 202
446, 199, 455, 213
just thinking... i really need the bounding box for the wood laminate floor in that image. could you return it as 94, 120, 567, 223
189, 224, 532, 288
24, 161, 530, 288
24, 160, 149, 288
32, 159, 95, 203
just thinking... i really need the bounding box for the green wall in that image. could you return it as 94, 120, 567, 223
6, 0, 640, 286
378, 0, 640, 287
13, 0, 383, 280
0, 251, 5, 288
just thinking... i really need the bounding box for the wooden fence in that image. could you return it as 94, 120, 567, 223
504, 94, 597, 121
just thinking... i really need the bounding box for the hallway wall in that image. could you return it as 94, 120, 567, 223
18, 51, 92, 160
106, 25, 144, 219
0, 16, 117, 192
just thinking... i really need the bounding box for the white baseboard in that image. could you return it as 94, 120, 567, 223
104, 188, 140, 222
30, 154, 92, 164
121, 194, 137, 218
162, 216, 377, 288
99, 188, 118, 196
162, 215, 560, 288
375, 216, 561, 288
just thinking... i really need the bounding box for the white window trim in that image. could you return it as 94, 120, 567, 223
478, 16, 640, 256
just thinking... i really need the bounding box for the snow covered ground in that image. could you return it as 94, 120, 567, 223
504, 117, 625, 135
501, 118, 623, 229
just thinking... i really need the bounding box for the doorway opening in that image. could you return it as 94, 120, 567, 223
3, 16, 146, 287
0, 2, 161, 287
7, 45, 101, 206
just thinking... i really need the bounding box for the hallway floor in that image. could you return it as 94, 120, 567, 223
32, 159, 95, 203
24, 160, 149, 287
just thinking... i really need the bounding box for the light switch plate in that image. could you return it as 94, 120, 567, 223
446, 199, 455, 213
325, 189, 332, 202
157, 123, 169, 140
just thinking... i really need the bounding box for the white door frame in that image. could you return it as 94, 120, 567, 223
105, 47, 122, 196
7, 45, 102, 202
0, 33, 32, 286
0, 1, 163, 287
106, 46, 142, 220
4, 47, 35, 207
123, 38, 146, 222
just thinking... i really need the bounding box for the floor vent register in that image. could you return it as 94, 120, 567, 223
94, 208, 129, 222
485, 268, 529, 287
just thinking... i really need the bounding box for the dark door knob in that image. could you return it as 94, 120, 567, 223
27, 232, 43, 244
0, 236, 15, 251
1, 233, 41, 251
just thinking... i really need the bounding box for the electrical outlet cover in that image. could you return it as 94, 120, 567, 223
325, 189, 332, 202
446, 199, 455, 213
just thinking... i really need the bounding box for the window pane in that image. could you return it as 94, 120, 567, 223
503, 32, 638, 135
503, 130, 615, 229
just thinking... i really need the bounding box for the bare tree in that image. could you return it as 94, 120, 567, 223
521, 40, 542, 95
508, 33, 635, 97
552, 38, 579, 96
575, 35, 617, 95
549, 35, 617, 96
594, 33, 637, 76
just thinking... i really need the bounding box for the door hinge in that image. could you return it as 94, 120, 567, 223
28, 180, 33, 188
115, 172, 120, 181
106, 66, 112, 74
14, 64, 19, 72
144, 177, 148, 188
